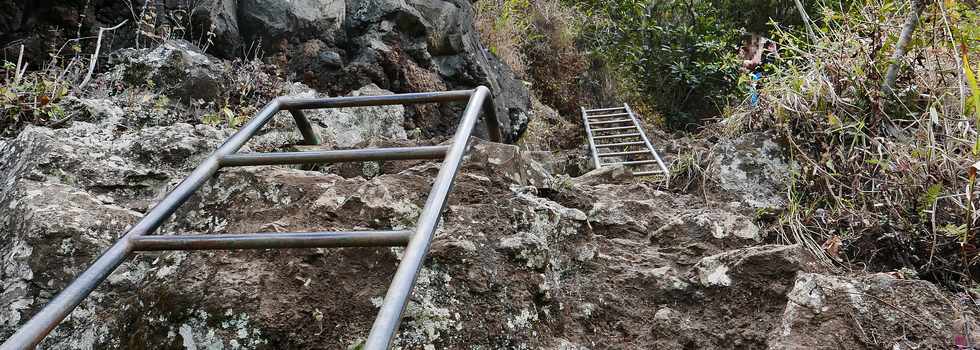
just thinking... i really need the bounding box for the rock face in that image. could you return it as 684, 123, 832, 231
1, 0, 531, 142
773, 273, 961, 349
237, 0, 345, 47
710, 131, 792, 210
2, 93, 966, 348
278, 0, 531, 142
0, 3, 971, 349
111, 40, 230, 103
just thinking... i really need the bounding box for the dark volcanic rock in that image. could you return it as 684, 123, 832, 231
1, 0, 531, 142
190, 0, 531, 142
237, 0, 345, 47
190, 0, 242, 58
110, 40, 229, 103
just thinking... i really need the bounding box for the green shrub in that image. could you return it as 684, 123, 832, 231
573, 0, 819, 128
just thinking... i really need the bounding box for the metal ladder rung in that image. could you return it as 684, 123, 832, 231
597, 150, 649, 157
593, 133, 641, 140
584, 106, 626, 113
633, 170, 665, 176
592, 126, 636, 132
595, 141, 645, 148
131, 230, 413, 251
608, 159, 658, 166
219, 146, 449, 167
587, 112, 629, 118
588, 119, 633, 125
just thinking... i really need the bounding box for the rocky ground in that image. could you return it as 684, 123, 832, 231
0, 70, 973, 349
1, 0, 978, 349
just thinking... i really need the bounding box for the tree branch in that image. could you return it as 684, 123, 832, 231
882, 0, 928, 96
77, 19, 128, 90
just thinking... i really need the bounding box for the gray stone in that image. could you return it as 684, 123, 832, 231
111, 40, 229, 102
462, 138, 553, 188
238, 0, 345, 45
572, 165, 633, 186
710, 131, 792, 210
654, 307, 677, 321
247, 83, 408, 151
771, 273, 960, 349
692, 245, 810, 288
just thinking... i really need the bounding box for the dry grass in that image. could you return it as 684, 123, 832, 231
716, 0, 980, 288
474, 0, 532, 78
474, 0, 604, 117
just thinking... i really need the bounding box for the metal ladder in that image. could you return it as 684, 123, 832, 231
581, 103, 669, 177
1, 87, 500, 350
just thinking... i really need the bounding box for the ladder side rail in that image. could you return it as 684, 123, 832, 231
287, 109, 321, 145
623, 103, 670, 178
580, 107, 602, 169
363, 87, 491, 350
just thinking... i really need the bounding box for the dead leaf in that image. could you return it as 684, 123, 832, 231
970, 160, 980, 178
886, 271, 905, 279
822, 235, 842, 259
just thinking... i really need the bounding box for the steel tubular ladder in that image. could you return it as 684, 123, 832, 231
580, 104, 670, 177
1, 87, 500, 350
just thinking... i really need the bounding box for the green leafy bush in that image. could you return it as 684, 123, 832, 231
573, 0, 818, 128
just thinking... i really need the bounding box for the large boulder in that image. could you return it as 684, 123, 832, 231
771, 273, 964, 349
710, 131, 792, 210
110, 40, 230, 103
189, 0, 532, 142
237, 0, 346, 47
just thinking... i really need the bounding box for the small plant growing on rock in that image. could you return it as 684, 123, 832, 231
1, 49, 79, 135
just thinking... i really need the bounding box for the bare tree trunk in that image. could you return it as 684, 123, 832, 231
77, 20, 129, 90
793, 0, 817, 42
882, 0, 928, 96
